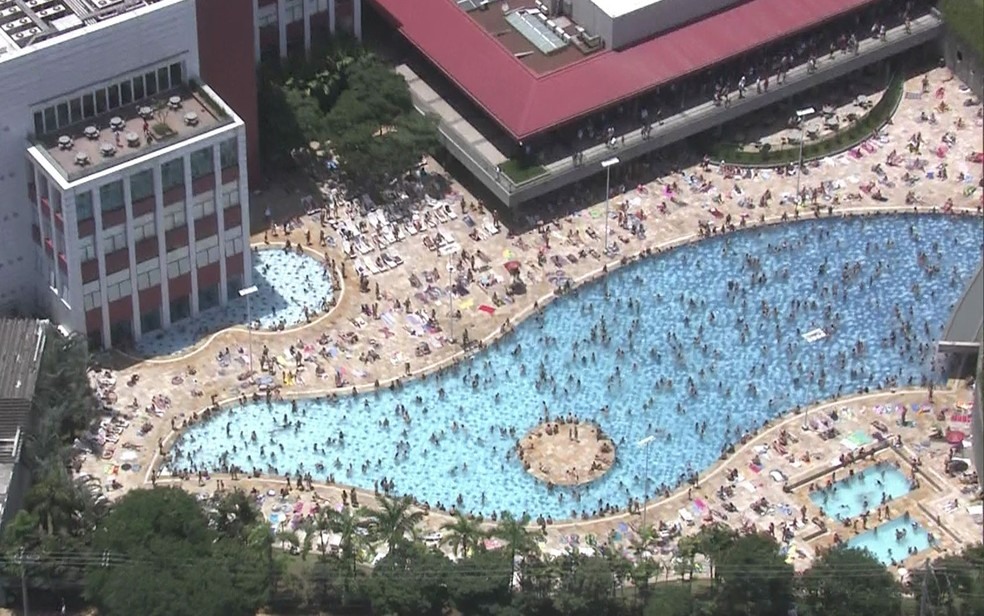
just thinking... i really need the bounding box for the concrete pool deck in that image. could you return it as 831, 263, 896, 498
78, 67, 983, 570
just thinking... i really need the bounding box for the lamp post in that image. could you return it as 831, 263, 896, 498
447, 258, 455, 345
239, 285, 258, 377
601, 157, 620, 257
795, 107, 815, 205
638, 434, 656, 529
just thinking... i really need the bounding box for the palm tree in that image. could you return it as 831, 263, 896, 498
364, 494, 424, 554
24, 470, 78, 537
490, 512, 538, 590
327, 505, 368, 600
440, 511, 485, 559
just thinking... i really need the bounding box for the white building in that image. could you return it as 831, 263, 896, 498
0, 0, 250, 349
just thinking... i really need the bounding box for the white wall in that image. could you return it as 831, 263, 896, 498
611, 0, 740, 48
0, 0, 200, 315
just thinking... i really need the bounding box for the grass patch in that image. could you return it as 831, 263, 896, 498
152, 122, 176, 138
941, 0, 984, 62
500, 159, 547, 184
708, 73, 904, 166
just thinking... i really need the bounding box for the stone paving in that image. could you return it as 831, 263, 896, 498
78, 68, 983, 572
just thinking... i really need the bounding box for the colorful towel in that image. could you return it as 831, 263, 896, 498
478, 305, 496, 315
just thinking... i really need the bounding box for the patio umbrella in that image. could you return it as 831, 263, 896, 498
503, 260, 521, 273
946, 430, 966, 445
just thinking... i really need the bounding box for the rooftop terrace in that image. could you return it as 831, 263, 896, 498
0, 0, 163, 54
33, 84, 233, 182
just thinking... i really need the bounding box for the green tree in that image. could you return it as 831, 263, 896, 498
553, 552, 618, 616
83, 488, 269, 616
712, 532, 794, 616
447, 548, 514, 616
363, 542, 451, 616
692, 522, 738, 585
325, 505, 370, 602
799, 547, 900, 616
910, 544, 984, 616
365, 494, 424, 554
490, 512, 539, 590
441, 511, 485, 558
644, 582, 696, 616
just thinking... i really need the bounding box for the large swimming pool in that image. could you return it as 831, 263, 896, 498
170, 215, 983, 519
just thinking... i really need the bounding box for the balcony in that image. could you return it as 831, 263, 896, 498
413, 12, 943, 207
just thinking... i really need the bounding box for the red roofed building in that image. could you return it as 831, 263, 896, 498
244, 0, 943, 206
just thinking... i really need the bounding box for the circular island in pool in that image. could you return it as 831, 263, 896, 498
517, 419, 615, 486
169, 214, 984, 520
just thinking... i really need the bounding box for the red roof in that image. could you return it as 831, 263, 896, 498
372, 0, 877, 140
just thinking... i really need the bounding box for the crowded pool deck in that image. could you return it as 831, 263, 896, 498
78, 67, 983, 571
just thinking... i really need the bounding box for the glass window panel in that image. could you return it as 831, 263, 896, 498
133, 76, 145, 100
130, 170, 154, 202
144, 72, 157, 96
43, 107, 56, 132
33, 112, 44, 136
95, 89, 107, 114
190, 148, 213, 180
219, 138, 238, 169
69, 99, 82, 123
100, 181, 124, 212
82, 94, 95, 118
76, 192, 93, 221
120, 81, 133, 105
169, 63, 182, 86
56, 103, 69, 128
161, 159, 184, 191
157, 67, 170, 91
108, 85, 120, 109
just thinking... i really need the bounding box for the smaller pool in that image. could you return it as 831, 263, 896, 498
847, 515, 934, 565
809, 462, 912, 520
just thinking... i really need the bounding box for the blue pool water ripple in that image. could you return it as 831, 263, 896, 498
171, 215, 983, 519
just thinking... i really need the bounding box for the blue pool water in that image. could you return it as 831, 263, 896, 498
847, 515, 933, 565
809, 462, 912, 520
171, 215, 983, 519
137, 248, 333, 357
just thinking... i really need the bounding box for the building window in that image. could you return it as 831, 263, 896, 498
130, 170, 154, 202
120, 81, 133, 106
100, 181, 124, 213
108, 84, 120, 109
145, 71, 158, 96
133, 76, 145, 100
33, 112, 43, 136
43, 107, 56, 133
95, 89, 108, 114
190, 148, 213, 180
56, 103, 69, 128
76, 191, 93, 221
70, 98, 82, 123
158, 67, 170, 92
82, 94, 95, 118
161, 159, 184, 192
219, 138, 238, 169
169, 63, 183, 87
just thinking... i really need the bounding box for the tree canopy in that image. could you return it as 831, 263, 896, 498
83, 488, 270, 616
257, 43, 439, 190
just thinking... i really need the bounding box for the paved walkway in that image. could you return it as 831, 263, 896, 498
79, 68, 983, 571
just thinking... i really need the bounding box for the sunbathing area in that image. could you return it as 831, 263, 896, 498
77, 67, 983, 574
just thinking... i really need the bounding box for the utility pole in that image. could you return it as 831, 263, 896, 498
18, 547, 28, 616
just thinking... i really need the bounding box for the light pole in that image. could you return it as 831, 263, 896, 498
795, 107, 815, 205
637, 435, 656, 529
239, 285, 258, 377
446, 258, 455, 344
601, 157, 620, 257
